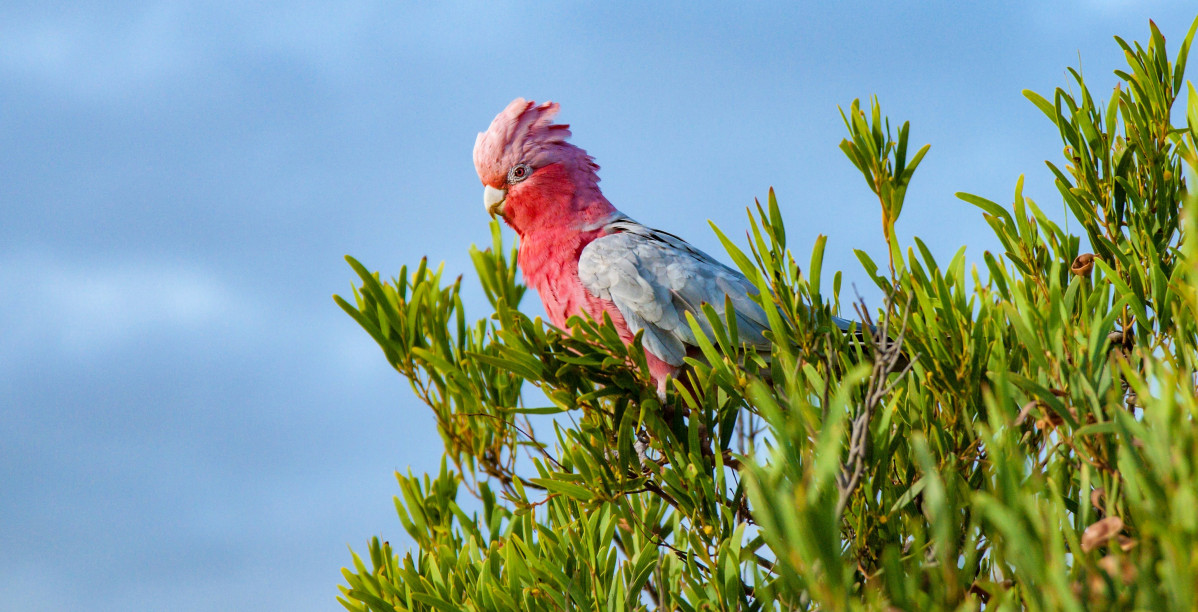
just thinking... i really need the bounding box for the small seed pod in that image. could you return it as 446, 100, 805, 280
1106, 327, 1134, 360
1112, 327, 1134, 347
1071, 253, 1096, 277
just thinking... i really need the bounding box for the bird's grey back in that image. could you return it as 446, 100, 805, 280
577, 218, 774, 366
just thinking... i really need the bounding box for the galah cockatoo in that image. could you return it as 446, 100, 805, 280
473, 98, 854, 396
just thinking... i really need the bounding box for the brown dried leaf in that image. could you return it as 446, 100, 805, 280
1015, 401, 1038, 426
1082, 516, 1124, 552
1116, 534, 1137, 551
1090, 487, 1106, 515
1098, 554, 1137, 583
1036, 402, 1076, 429
967, 583, 991, 603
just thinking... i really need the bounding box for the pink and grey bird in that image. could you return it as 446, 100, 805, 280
473, 99, 853, 395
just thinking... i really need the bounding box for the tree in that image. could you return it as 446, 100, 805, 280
335, 18, 1198, 610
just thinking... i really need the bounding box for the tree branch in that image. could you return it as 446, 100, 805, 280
836, 295, 916, 519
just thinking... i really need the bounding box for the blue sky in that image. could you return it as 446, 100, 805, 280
2, 2, 1194, 610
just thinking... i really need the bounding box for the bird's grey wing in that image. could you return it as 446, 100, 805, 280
577, 220, 773, 367
615, 223, 864, 337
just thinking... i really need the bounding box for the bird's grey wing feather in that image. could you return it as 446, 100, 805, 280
578, 219, 773, 367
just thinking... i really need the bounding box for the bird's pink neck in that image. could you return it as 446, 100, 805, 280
503, 164, 617, 234
504, 165, 619, 328
516, 226, 596, 328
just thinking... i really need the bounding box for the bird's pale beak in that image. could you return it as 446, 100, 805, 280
483, 185, 507, 219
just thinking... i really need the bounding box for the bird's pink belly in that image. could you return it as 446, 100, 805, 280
524, 249, 678, 389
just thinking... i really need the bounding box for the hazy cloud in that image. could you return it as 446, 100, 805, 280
0, 253, 246, 360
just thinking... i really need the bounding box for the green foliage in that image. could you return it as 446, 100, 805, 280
840, 96, 931, 277
336, 18, 1198, 611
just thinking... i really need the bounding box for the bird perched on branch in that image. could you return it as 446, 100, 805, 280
473, 98, 856, 396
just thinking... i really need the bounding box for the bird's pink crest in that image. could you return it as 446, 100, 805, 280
473, 98, 600, 188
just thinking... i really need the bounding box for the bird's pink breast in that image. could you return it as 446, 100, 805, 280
518, 226, 612, 329
518, 226, 678, 386
502, 162, 678, 388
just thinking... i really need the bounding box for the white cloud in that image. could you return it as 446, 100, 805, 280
0, 2, 388, 104
0, 1, 519, 109
0, 253, 248, 359
0, 3, 200, 102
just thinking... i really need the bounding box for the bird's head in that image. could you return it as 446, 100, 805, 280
473, 98, 613, 234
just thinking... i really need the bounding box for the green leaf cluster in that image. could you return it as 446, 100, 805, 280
336, 17, 1198, 611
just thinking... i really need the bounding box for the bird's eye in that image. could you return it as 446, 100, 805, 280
507, 163, 531, 184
